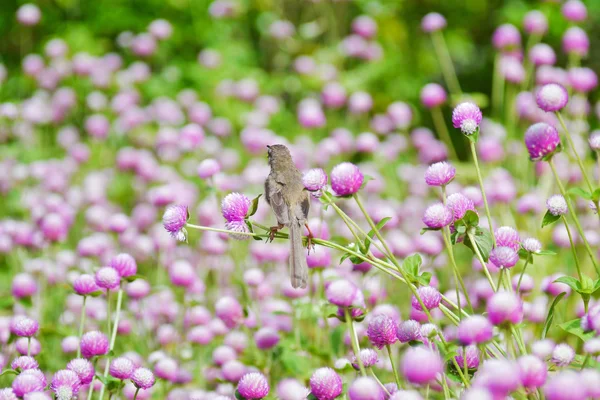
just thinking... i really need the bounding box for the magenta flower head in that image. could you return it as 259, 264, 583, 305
95, 266, 120, 290
66, 358, 95, 385
162, 204, 188, 242
348, 377, 384, 400
452, 102, 482, 135
11, 371, 46, 397
562, 0, 587, 22
551, 343, 574, 367
562, 27, 589, 56
487, 291, 523, 326
456, 346, 480, 370
568, 67, 597, 93
303, 168, 328, 195
494, 226, 520, 251
310, 368, 343, 400
237, 372, 269, 400
326, 279, 359, 307
492, 24, 521, 50
401, 347, 443, 385
109, 357, 135, 380
458, 315, 493, 345
73, 274, 100, 296
215, 296, 245, 328
221, 193, 251, 222
254, 327, 280, 350
590, 131, 600, 151
544, 371, 586, 400
424, 161, 455, 186
80, 330, 109, 359
397, 320, 421, 343
547, 195, 568, 216
50, 369, 81, 400
489, 246, 519, 269
517, 355, 547, 389
421, 12, 446, 32
132, 367, 155, 389
411, 286, 441, 311
446, 193, 476, 221
366, 314, 397, 349
11, 356, 38, 371
330, 162, 364, 196
536, 83, 568, 112
473, 359, 520, 396
529, 44, 556, 66
420, 83, 447, 108
197, 158, 221, 179
109, 253, 137, 278
11, 273, 37, 299
522, 237, 542, 254
422, 203, 453, 229
16, 4, 41, 26
524, 122, 561, 161
10, 316, 38, 337
351, 348, 379, 370
523, 10, 548, 35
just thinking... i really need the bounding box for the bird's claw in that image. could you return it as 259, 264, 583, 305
268, 225, 283, 243
305, 234, 315, 254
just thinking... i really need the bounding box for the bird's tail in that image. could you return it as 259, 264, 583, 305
289, 221, 308, 289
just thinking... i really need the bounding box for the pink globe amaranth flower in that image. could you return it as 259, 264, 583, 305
237, 372, 269, 399
352, 15, 377, 39
551, 343, 574, 367
12, 273, 37, 298
348, 377, 384, 400
387, 102, 413, 129
492, 24, 521, 50
581, 369, 600, 398
197, 158, 220, 179
455, 345, 480, 370
517, 355, 547, 388
269, 19, 295, 39
254, 327, 280, 350
330, 162, 364, 196
473, 359, 520, 396
225, 220, 251, 241
310, 368, 343, 400
401, 347, 443, 385
489, 246, 519, 269
562, 0, 587, 22
523, 10, 548, 35
132, 367, 155, 389
277, 379, 310, 400
487, 291, 523, 326
590, 131, 600, 151
529, 43, 556, 66
547, 194, 568, 216
222, 360, 247, 383
537, 83, 568, 112
110, 357, 135, 380
366, 314, 397, 349
169, 260, 195, 287
522, 237, 542, 254
109, 253, 137, 278
40, 213, 68, 242
420, 83, 447, 108
563, 27, 588, 56
12, 372, 45, 397
411, 286, 441, 311
162, 204, 188, 242
321, 82, 346, 108
396, 320, 421, 343
95, 266, 121, 290
221, 193, 251, 222
422, 203, 453, 229
326, 279, 359, 307
544, 371, 586, 400
524, 122, 560, 161
568, 67, 598, 93
297, 100, 326, 128
421, 12, 446, 32
148, 19, 173, 39
10, 316, 38, 337
80, 330, 109, 359
494, 226, 520, 251
458, 315, 493, 345
500, 56, 525, 84
351, 348, 379, 370
11, 356, 38, 371
452, 102, 482, 135
16, 4, 41, 26
15, 338, 40, 356
215, 296, 244, 328
424, 161, 455, 186
179, 123, 205, 151
446, 193, 476, 221
50, 369, 81, 400
85, 114, 110, 139
303, 168, 328, 194
73, 274, 99, 296
348, 91, 373, 114
66, 358, 95, 385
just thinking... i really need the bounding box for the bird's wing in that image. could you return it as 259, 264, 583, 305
265, 176, 290, 225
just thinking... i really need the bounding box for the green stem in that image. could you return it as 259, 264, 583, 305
548, 158, 600, 275
369, 370, 391, 397
492, 54, 505, 118
469, 140, 496, 246
496, 268, 505, 291
345, 308, 366, 376
133, 388, 140, 400
97, 287, 124, 400
27, 337, 31, 357
77, 296, 87, 358
431, 31, 462, 96
106, 289, 111, 340
431, 107, 458, 160
555, 112, 594, 193
516, 259, 530, 293
561, 215, 583, 282
467, 231, 497, 292
386, 345, 402, 389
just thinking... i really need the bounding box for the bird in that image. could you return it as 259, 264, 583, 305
264, 144, 313, 288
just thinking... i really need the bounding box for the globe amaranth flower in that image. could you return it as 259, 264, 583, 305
411, 286, 441, 311
524, 122, 561, 161
366, 314, 397, 349
303, 168, 328, 196
421, 12, 446, 32
10, 316, 39, 337
521, 237, 542, 254
420, 83, 447, 108
215, 296, 245, 328
547, 195, 568, 216
455, 346, 480, 370
11, 371, 46, 397
563, 27, 589, 56
536, 83, 568, 112
457, 315, 493, 345
544, 371, 586, 400
487, 291, 523, 326
326, 279, 359, 308
330, 162, 364, 196
94, 266, 120, 290
11, 356, 38, 371
50, 369, 81, 400
446, 193, 476, 221
523, 10, 548, 35
452, 102, 483, 135
162, 204, 188, 241
310, 368, 343, 400
551, 343, 574, 367
66, 358, 95, 385
73, 274, 99, 296
401, 347, 443, 385
494, 226, 520, 251
80, 330, 109, 359
351, 348, 379, 370
396, 320, 421, 343
422, 203, 453, 229
348, 377, 384, 400
489, 246, 519, 269
109, 253, 137, 278
225, 220, 251, 241
562, 0, 587, 22
424, 161, 455, 186
110, 356, 135, 380
221, 192, 251, 222
589, 131, 600, 151
517, 355, 547, 389
237, 372, 270, 399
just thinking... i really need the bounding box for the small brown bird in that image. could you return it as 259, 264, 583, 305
265, 144, 312, 288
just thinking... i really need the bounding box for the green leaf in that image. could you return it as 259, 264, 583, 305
418, 272, 432, 286
95, 374, 109, 385
462, 210, 479, 227
124, 274, 145, 283
466, 128, 479, 143
553, 276, 580, 292
559, 318, 595, 342
402, 254, 422, 278
464, 228, 493, 262
536, 250, 556, 256
88, 290, 104, 297
542, 292, 566, 339
307, 394, 318, 400
246, 194, 262, 218
567, 187, 593, 201
541, 210, 561, 228
592, 188, 600, 203
18, 296, 33, 308
0, 369, 18, 378
456, 225, 466, 234
0, 296, 15, 310
365, 217, 391, 251
420, 227, 440, 234
235, 390, 244, 400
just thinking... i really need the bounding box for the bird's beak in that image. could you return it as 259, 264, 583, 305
266, 145, 271, 149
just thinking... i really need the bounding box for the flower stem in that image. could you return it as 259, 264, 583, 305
467, 231, 497, 292
369, 369, 391, 397
516, 259, 530, 293
27, 337, 31, 357
492, 54, 505, 118
386, 345, 402, 389
469, 140, 496, 246
106, 289, 111, 339
344, 308, 366, 376
97, 287, 124, 400
431, 107, 458, 160
133, 388, 140, 400
442, 226, 473, 313
555, 111, 594, 192
431, 31, 462, 96
561, 215, 584, 281
77, 296, 87, 358
548, 158, 600, 275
